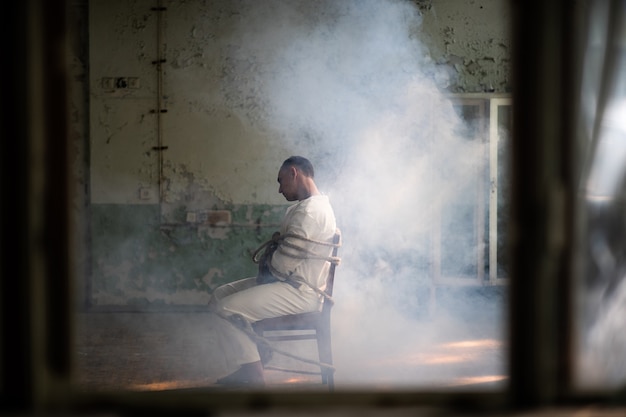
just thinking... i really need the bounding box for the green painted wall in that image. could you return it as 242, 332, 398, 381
89, 203, 286, 306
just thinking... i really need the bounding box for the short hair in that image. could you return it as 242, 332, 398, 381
282, 156, 315, 178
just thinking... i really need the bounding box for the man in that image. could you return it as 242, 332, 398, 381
209, 156, 337, 386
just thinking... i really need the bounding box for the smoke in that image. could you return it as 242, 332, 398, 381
218, 0, 501, 388
222, 0, 484, 253
213, 0, 499, 384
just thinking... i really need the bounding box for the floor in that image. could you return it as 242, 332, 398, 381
74, 311, 335, 392
59, 291, 626, 416
73, 296, 507, 393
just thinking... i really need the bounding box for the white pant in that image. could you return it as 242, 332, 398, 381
209, 277, 322, 372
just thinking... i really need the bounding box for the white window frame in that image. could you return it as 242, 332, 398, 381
431, 95, 512, 288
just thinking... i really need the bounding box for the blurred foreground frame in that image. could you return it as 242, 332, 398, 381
2, 0, 626, 416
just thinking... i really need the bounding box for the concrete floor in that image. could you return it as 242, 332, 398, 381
73, 301, 507, 393
75, 304, 626, 417
74, 311, 334, 391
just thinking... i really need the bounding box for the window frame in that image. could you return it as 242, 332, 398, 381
4, 0, 626, 414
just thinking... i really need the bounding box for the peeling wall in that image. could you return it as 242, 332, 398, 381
89, 0, 511, 208
89, 0, 288, 208
80, 0, 512, 307
416, 0, 511, 92
89, 204, 284, 305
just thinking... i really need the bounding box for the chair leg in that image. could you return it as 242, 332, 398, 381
316, 326, 334, 390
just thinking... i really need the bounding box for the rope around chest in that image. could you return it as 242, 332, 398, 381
252, 232, 341, 303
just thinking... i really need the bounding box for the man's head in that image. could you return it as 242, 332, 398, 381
277, 156, 319, 201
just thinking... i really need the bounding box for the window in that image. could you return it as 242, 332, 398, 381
4, 0, 626, 415
433, 97, 512, 287
576, 0, 626, 391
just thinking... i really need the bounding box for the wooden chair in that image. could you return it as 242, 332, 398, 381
252, 229, 341, 391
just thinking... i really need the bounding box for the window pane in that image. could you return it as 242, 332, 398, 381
75, 0, 511, 393
577, 1, 626, 389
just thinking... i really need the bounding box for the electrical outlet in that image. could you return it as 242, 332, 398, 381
139, 187, 151, 200
127, 77, 140, 89
197, 212, 208, 223
115, 77, 129, 89
186, 212, 197, 223
102, 76, 139, 90
101, 77, 115, 89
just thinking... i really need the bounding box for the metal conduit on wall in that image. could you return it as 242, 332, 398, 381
153, 0, 167, 210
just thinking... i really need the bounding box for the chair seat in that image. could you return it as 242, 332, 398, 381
253, 311, 324, 332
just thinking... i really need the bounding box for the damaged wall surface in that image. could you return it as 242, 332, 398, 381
80, 0, 512, 307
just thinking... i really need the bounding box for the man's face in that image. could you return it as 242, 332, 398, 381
277, 166, 298, 201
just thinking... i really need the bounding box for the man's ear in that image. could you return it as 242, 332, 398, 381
289, 166, 298, 178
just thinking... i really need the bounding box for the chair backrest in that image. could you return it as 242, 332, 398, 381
321, 228, 341, 311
